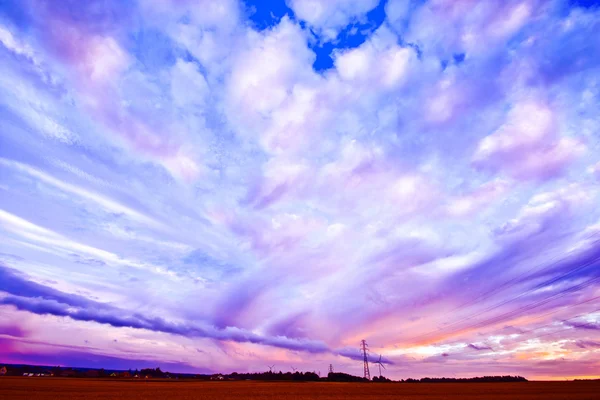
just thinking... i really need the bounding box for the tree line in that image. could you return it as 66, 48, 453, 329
0, 364, 527, 383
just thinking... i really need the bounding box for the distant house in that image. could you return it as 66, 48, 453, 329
0, 366, 7, 376
120, 371, 131, 378
210, 374, 224, 381
110, 372, 118, 377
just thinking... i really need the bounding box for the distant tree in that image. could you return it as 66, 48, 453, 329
402, 376, 527, 383
303, 371, 319, 381
327, 372, 369, 382
140, 367, 166, 378
373, 376, 392, 382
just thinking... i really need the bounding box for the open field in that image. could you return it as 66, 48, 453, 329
1, 377, 599, 399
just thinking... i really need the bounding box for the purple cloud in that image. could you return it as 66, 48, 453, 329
468, 344, 494, 351
0, 293, 330, 354
334, 347, 395, 365
0, 323, 27, 338
566, 321, 600, 331
575, 340, 600, 349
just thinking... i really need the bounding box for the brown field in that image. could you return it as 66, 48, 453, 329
1, 377, 599, 399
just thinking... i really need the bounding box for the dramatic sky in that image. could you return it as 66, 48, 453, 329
1, 0, 600, 380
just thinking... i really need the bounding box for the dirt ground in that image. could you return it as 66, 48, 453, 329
1, 377, 599, 399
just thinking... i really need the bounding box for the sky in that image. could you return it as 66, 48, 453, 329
0, 0, 599, 381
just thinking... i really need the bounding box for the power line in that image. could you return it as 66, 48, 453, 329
421, 294, 600, 351
439, 306, 600, 351
441, 258, 599, 333
454, 275, 600, 335
403, 274, 600, 346
511, 294, 600, 327
514, 306, 600, 342
400, 260, 600, 345
447, 253, 568, 314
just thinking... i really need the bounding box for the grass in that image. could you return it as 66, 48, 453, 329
1, 377, 599, 399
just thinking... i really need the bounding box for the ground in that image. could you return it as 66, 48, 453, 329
0, 377, 599, 399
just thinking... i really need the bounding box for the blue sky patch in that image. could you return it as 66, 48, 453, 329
244, 0, 295, 30
310, 0, 388, 71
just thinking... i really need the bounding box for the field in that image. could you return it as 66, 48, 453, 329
1, 377, 599, 399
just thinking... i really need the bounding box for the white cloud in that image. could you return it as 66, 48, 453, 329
496, 183, 597, 244
588, 161, 600, 180
334, 28, 416, 89
225, 18, 320, 154
0, 209, 174, 277
84, 36, 131, 82
170, 59, 209, 108
402, 1, 535, 58
288, 0, 379, 39
0, 25, 36, 59
0, 158, 163, 228
385, 0, 411, 26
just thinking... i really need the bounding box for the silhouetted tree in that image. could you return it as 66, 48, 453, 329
327, 372, 369, 382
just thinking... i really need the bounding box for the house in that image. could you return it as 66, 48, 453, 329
110, 372, 118, 377
0, 366, 7, 376
210, 374, 224, 381
120, 371, 131, 378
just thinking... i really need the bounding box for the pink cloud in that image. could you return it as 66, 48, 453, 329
588, 161, 600, 180
446, 179, 512, 217
473, 99, 585, 180
225, 18, 321, 156
35, 8, 202, 182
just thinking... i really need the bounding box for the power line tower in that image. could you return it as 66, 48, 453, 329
360, 339, 371, 380
328, 364, 334, 374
